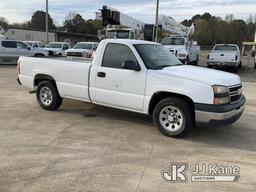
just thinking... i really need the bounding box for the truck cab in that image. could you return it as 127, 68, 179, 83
106, 25, 136, 39
161, 36, 199, 65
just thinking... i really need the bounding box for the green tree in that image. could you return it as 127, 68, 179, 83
0, 17, 9, 29
63, 12, 86, 33
29, 10, 56, 30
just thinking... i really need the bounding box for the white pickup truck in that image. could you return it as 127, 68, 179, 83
17, 39, 245, 138
207, 44, 242, 71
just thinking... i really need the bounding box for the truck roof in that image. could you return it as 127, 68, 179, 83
214, 44, 238, 46
101, 39, 160, 46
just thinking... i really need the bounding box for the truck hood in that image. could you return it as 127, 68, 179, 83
157, 65, 240, 86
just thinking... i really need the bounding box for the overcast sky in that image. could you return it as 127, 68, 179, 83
0, 0, 256, 25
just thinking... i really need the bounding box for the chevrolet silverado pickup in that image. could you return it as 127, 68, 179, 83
17, 39, 245, 138
207, 44, 242, 71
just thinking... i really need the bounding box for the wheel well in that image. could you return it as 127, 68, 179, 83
148, 92, 195, 122
34, 74, 55, 87
34, 53, 44, 57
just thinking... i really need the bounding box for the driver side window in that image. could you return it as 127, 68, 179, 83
63, 44, 69, 50
102, 43, 138, 69
16, 42, 27, 49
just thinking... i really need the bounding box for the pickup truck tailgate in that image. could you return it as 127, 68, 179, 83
209, 51, 238, 62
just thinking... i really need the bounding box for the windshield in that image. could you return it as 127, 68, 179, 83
38, 42, 44, 48
26, 42, 33, 46
161, 37, 185, 45
107, 31, 130, 39
134, 44, 183, 70
73, 43, 92, 49
214, 45, 238, 51
46, 43, 62, 48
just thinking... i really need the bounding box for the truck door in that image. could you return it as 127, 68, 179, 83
91, 43, 147, 112
16, 42, 31, 57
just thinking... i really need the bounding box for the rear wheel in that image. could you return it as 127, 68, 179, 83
194, 55, 199, 66
36, 80, 62, 111
153, 97, 193, 138
238, 61, 242, 69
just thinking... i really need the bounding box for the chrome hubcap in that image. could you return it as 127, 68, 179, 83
159, 106, 184, 132
39, 87, 53, 106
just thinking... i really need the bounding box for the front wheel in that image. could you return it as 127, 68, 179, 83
184, 57, 189, 65
153, 97, 193, 138
36, 80, 63, 111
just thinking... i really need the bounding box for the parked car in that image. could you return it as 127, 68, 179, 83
24, 41, 49, 57
44, 42, 71, 56
17, 39, 245, 138
66, 42, 98, 58
0, 40, 49, 59
161, 36, 199, 65
207, 44, 242, 72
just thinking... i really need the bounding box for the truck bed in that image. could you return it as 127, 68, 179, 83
18, 56, 92, 101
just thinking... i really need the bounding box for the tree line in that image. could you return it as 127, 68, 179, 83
181, 13, 256, 46
1, 11, 255, 46
0, 10, 102, 35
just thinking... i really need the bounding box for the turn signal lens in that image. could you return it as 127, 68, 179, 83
214, 97, 230, 105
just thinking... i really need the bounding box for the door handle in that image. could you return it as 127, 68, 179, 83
97, 72, 106, 78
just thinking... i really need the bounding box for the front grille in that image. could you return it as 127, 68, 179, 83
229, 84, 242, 104
67, 52, 83, 57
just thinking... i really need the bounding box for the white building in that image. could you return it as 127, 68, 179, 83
4, 28, 56, 43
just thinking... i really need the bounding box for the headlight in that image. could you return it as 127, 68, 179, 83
212, 85, 229, 105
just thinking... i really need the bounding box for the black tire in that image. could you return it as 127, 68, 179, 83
233, 67, 238, 73
184, 57, 189, 65
238, 62, 242, 69
153, 97, 193, 138
36, 80, 62, 111
193, 55, 199, 66
34, 54, 45, 57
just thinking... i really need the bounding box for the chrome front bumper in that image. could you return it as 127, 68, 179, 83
195, 96, 245, 127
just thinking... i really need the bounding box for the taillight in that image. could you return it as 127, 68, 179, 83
17, 59, 20, 74
235, 55, 238, 61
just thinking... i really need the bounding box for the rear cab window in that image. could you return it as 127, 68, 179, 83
214, 45, 238, 51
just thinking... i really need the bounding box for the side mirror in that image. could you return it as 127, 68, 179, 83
27, 47, 31, 50
122, 60, 141, 71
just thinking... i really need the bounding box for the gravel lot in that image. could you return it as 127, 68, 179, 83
0, 62, 255, 192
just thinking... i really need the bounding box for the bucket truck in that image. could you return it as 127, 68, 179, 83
159, 15, 200, 65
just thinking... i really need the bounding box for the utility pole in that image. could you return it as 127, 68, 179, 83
155, 0, 159, 42
46, 0, 49, 43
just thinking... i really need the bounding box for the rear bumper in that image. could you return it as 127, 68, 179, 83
195, 96, 245, 127
207, 61, 239, 68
